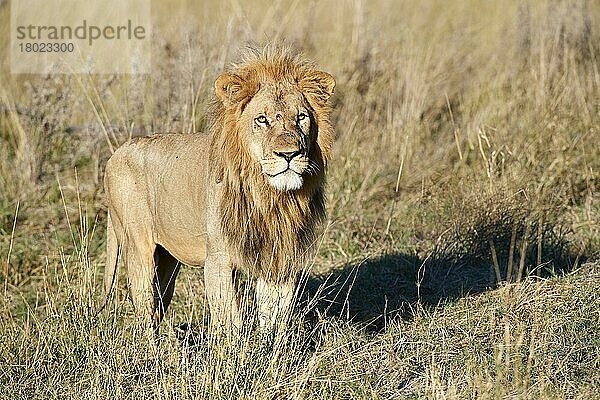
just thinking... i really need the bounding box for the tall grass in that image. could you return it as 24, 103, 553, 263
0, 0, 599, 398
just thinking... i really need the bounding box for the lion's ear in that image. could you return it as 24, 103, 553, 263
299, 71, 336, 105
215, 73, 251, 108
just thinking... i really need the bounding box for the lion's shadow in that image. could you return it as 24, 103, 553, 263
299, 246, 580, 332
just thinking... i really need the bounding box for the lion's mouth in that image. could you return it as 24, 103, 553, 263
265, 166, 301, 178
267, 169, 304, 191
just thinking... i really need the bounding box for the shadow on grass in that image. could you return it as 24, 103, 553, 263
301, 241, 584, 331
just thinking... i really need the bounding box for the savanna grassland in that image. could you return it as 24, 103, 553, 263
1, 0, 599, 399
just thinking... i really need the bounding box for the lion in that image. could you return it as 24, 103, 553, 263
102, 46, 336, 338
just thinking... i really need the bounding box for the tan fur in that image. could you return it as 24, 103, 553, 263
103, 45, 336, 335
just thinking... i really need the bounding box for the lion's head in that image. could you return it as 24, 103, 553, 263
208, 46, 336, 281
212, 46, 335, 193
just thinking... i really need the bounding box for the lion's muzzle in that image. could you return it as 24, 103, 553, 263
262, 148, 308, 191
273, 150, 302, 162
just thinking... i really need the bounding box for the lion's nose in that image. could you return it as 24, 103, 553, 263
274, 150, 302, 162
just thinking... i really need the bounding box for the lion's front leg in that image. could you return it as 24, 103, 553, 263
204, 251, 242, 333
255, 277, 297, 333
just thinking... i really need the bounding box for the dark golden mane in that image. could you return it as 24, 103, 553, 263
208, 45, 335, 281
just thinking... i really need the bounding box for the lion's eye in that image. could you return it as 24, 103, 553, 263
297, 113, 308, 123
255, 115, 268, 126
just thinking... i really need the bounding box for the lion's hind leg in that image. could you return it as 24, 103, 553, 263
122, 226, 157, 342
153, 246, 181, 326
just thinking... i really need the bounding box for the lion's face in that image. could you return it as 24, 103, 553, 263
215, 68, 335, 192
239, 84, 316, 191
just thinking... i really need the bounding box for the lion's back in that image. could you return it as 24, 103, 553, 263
104, 132, 212, 218
105, 133, 210, 185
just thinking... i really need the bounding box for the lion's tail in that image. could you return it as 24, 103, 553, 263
96, 211, 120, 316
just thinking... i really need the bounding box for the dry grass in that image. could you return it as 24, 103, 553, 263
0, 0, 599, 398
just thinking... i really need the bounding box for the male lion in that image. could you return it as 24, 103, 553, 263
103, 46, 335, 337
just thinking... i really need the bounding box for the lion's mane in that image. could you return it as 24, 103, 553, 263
208, 46, 335, 282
